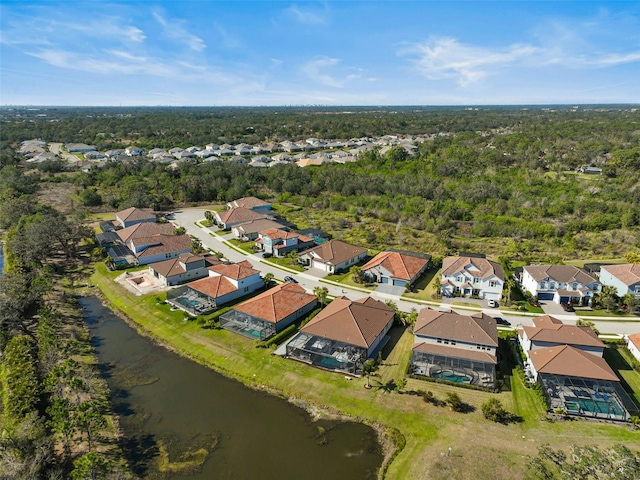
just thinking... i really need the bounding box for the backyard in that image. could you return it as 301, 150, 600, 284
91, 262, 640, 480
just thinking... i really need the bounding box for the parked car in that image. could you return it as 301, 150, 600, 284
561, 303, 575, 312
284, 276, 298, 283
262, 252, 272, 258
495, 317, 511, 326
488, 299, 498, 308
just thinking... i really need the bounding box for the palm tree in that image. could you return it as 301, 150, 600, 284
432, 276, 442, 299
504, 278, 515, 306
313, 286, 329, 307
350, 265, 363, 284
263, 272, 274, 289
362, 359, 379, 389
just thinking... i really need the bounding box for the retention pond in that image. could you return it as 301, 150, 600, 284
80, 296, 382, 479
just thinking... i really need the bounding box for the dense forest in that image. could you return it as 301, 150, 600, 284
2, 105, 638, 261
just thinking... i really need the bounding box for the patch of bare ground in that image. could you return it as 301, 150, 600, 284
36, 181, 77, 214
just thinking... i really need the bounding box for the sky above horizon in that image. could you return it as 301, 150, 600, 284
1, 1, 639, 106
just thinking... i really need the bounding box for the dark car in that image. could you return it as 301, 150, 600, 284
561, 303, 575, 312
495, 317, 511, 326
284, 276, 298, 283
262, 252, 273, 258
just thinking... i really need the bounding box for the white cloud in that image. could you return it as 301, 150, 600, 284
285, 4, 328, 25
400, 37, 539, 86
300, 56, 361, 88
152, 10, 206, 52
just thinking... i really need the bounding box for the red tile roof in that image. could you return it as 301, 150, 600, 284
234, 282, 317, 324
529, 345, 618, 381
229, 196, 270, 209
208, 260, 259, 280
414, 308, 498, 346
188, 275, 238, 299
361, 251, 429, 282
628, 332, 640, 351
258, 228, 314, 243
148, 253, 218, 278
301, 296, 394, 348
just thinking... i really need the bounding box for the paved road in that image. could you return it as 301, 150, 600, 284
172, 208, 639, 337
49, 142, 80, 163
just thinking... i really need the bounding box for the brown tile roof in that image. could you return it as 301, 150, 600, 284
116, 207, 155, 223
208, 260, 259, 280
441, 256, 504, 281
133, 234, 192, 258
117, 222, 174, 242
301, 296, 394, 349
299, 240, 366, 266
234, 282, 317, 324
187, 275, 238, 299
523, 315, 604, 348
523, 265, 597, 285
361, 251, 430, 282
217, 207, 266, 225
414, 308, 498, 346
148, 253, 218, 278
601, 264, 640, 287
229, 196, 270, 209
628, 333, 640, 351
258, 228, 314, 243
412, 342, 497, 364
529, 345, 618, 381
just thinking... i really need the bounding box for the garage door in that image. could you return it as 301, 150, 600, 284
381, 277, 389, 284
537, 292, 554, 300
393, 279, 407, 287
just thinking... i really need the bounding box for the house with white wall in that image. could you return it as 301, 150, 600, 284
521, 265, 600, 305
518, 315, 605, 358
599, 264, 640, 298
626, 333, 640, 363
440, 255, 504, 301
298, 240, 367, 274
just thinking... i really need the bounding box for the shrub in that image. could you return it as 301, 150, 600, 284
481, 398, 509, 423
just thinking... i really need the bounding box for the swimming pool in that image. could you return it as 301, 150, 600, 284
564, 396, 625, 417
432, 370, 472, 383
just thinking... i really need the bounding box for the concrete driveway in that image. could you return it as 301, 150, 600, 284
541, 300, 573, 317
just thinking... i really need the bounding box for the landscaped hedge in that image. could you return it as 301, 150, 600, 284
258, 323, 298, 348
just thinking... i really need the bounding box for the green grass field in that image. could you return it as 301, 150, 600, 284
91, 263, 640, 480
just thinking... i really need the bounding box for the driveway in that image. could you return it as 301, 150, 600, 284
541, 300, 573, 317
375, 283, 406, 296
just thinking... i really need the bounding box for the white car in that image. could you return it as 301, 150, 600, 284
488, 299, 498, 308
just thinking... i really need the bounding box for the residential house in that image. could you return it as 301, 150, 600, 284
298, 240, 367, 274
286, 297, 395, 375
219, 282, 317, 340
255, 228, 315, 257
128, 233, 193, 265
518, 315, 637, 421
148, 253, 220, 286
116, 222, 175, 244
521, 265, 601, 305
231, 219, 288, 241
66, 143, 96, 153
115, 207, 156, 228
626, 333, 640, 363
226, 196, 271, 212
518, 315, 605, 357
166, 260, 263, 315
599, 264, 640, 298
362, 250, 431, 287
440, 255, 504, 301
214, 207, 271, 230
125, 146, 145, 156
411, 308, 498, 388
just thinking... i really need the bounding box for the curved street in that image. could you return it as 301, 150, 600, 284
172, 208, 640, 338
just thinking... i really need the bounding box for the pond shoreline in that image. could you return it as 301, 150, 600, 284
88, 289, 398, 478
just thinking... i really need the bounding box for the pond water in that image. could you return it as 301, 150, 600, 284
80, 296, 382, 479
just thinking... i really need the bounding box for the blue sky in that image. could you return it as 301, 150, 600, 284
1, 1, 639, 106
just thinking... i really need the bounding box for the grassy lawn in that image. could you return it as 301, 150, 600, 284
324, 271, 372, 289
227, 239, 257, 254
263, 257, 305, 272
577, 309, 637, 318
502, 302, 544, 314
451, 301, 481, 309
603, 346, 640, 408
90, 262, 640, 480
402, 269, 439, 301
